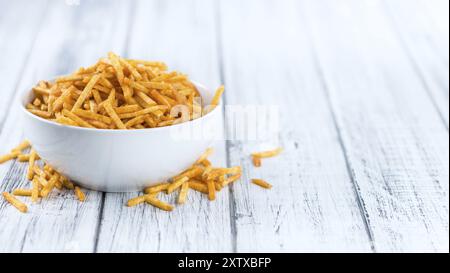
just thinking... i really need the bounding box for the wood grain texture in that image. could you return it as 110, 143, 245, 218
383, 0, 449, 127
0, 0, 132, 252
300, 0, 449, 252
94, 0, 232, 252
0, 0, 47, 130
220, 0, 373, 252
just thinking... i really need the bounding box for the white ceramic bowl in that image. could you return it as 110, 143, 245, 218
20, 81, 222, 192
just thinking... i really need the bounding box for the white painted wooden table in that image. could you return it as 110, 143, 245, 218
0, 0, 448, 253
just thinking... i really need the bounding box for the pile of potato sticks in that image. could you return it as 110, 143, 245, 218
26, 52, 224, 129
0, 140, 85, 213
127, 148, 242, 211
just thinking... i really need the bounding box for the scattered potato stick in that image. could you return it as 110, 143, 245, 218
144, 196, 174, 211
74, 186, 86, 202
60, 176, 75, 190
11, 140, 31, 152
173, 166, 203, 181
2, 192, 27, 213
251, 179, 272, 189
41, 174, 59, 198
202, 166, 213, 181
33, 165, 46, 179
127, 195, 146, 207
177, 182, 189, 204
210, 85, 224, 108
252, 156, 262, 167
36, 175, 49, 188
26, 149, 37, 180
188, 180, 209, 194
31, 178, 40, 203
144, 183, 170, 194
55, 179, 63, 190
195, 147, 214, 165
207, 180, 216, 201
0, 150, 20, 164
251, 147, 283, 158
214, 181, 223, 192
12, 189, 34, 197
167, 176, 189, 194
17, 154, 30, 162
200, 159, 212, 168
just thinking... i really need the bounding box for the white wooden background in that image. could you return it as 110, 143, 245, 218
0, 0, 448, 253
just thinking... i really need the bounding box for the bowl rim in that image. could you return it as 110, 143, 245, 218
20, 79, 222, 134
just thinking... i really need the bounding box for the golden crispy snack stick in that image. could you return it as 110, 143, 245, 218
11, 140, 31, 152
251, 178, 272, 189
144, 196, 174, 211
195, 147, 214, 165
72, 74, 101, 111
188, 180, 208, 194
74, 186, 86, 202
177, 182, 189, 204
251, 147, 283, 158
31, 178, 40, 203
104, 102, 126, 129
207, 180, 216, 201
62, 109, 95, 128
72, 108, 111, 124
26, 149, 37, 180
2, 192, 27, 213
0, 150, 20, 164
127, 195, 146, 207
210, 85, 224, 108
252, 156, 262, 167
167, 176, 189, 194
144, 183, 170, 194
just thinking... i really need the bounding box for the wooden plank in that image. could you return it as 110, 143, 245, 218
220, 0, 373, 252
300, 0, 449, 252
418, 0, 449, 54
0, 0, 47, 129
383, 0, 449, 127
0, 0, 132, 252
95, 0, 232, 252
